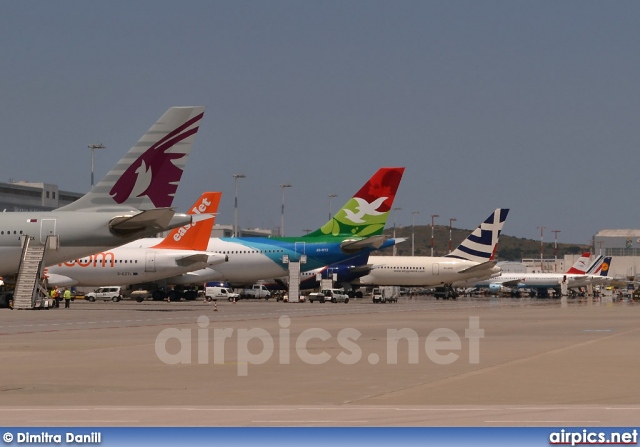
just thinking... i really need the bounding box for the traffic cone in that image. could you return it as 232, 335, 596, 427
214, 302, 218, 312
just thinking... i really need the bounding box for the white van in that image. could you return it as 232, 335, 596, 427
85, 286, 123, 302
205, 286, 240, 302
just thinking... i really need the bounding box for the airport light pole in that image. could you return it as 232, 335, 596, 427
411, 210, 420, 256
232, 174, 246, 237
280, 183, 292, 236
88, 144, 106, 190
449, 218, 457, 253
327, 194, 337, 221
552, 229, 561, 272
393, 207, 402, 256
537, 226, 546, 272
431, 214, 439, 257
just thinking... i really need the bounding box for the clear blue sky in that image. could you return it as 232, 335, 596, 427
1, 1, 638, 245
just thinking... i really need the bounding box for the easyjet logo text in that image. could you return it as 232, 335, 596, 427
59, 252, 116, 268
173, 196, 212, 242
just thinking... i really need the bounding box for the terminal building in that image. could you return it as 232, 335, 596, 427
593, 230, 640, 280
0, 180, 83, 212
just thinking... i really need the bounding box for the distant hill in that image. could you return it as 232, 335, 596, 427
379, 225, 589, 261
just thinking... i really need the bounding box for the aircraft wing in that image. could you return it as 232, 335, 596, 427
457, 260, 497, 275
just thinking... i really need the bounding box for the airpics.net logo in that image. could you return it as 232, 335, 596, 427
154, 316, 484, 376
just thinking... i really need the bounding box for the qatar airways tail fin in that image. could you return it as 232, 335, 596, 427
57, 106, 205, 212
152, 192, 221, 251
304, 167, 405, 238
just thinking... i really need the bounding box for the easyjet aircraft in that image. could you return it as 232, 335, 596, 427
45, 192, 227, 287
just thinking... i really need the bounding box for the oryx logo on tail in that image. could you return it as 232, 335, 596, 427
110, 111, 204, 208
57, 106, 205, 212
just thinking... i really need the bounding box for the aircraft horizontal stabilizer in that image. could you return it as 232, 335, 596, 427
340, 235, 388, 254
500, 279, 523, 287
109, 208, 177, 236
44, 273, 78, 287
109, 210, 212, 238
175, 253, 228, 268
457, 260, 497, 275
350, 264, 373, 275
175, 253, 210, 267
189, 213, 215, 224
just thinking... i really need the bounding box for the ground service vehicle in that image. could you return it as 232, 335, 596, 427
434, 285, 458, 300
308, 289, 349, 304
85, 286, 123, 302
372, 286, 399, 303
237, 284, 271, 299
205, 286, 240, 302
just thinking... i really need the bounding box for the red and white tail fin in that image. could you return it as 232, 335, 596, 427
304, 167, 405, 238
152, 192, 220, 250
565, 252, 591, 274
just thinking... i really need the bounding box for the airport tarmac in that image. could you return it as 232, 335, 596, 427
0, 296, 639, 426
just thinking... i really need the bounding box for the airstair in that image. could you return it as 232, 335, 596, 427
12, 235, 57, 309
287, 261, 301, 302
284, 254, 306, 302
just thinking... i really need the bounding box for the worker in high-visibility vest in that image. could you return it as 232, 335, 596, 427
63, 288, 72, 308
49, 288, 58, 308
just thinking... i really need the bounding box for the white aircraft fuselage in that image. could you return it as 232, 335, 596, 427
357, 256, 501, 287
135, 236, 399, 286
472, 273, 596, 289
0, 209, 193, 276
45, 245, 226, 287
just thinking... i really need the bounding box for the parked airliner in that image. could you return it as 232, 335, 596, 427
136, 167, 406, 287
44, 192, 227, 287
471, 253, 613, 295
0, 106, 208, 275
355, 209, 510, 295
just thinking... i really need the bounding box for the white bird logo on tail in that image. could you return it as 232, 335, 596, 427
343, 197, 388, 224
